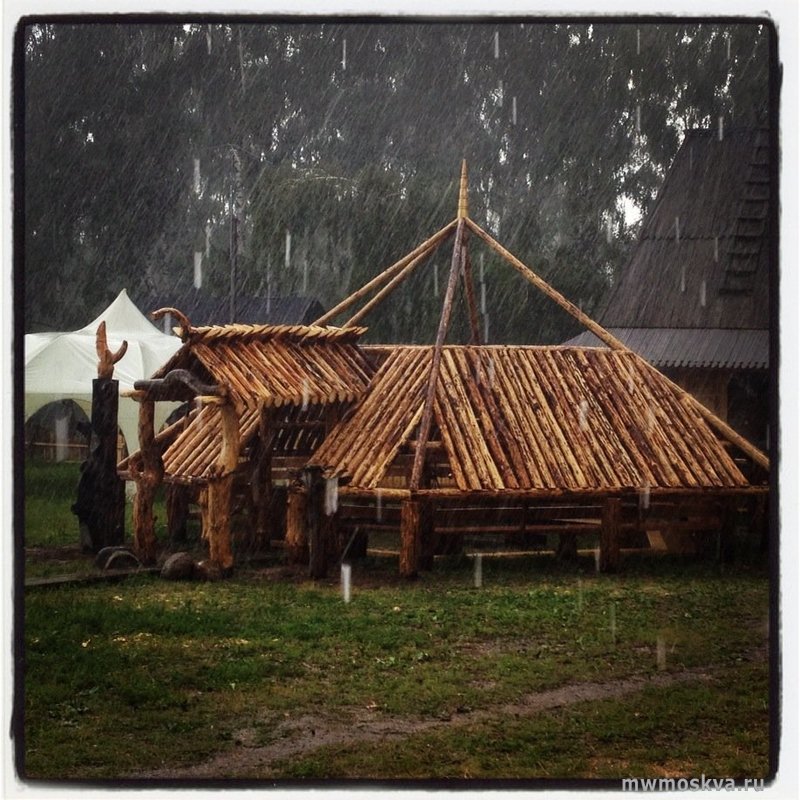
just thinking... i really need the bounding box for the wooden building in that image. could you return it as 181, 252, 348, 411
118, 320, 373, 572
121, 162, 769, 577
568, 128, 771, 451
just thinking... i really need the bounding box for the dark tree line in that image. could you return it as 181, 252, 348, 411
21, 20, 770, 342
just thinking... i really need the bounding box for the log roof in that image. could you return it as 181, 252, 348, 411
308, 345, 754, 494
152, 323, 373, 410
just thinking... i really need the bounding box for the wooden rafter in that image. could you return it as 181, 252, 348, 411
409, 218, 466, 490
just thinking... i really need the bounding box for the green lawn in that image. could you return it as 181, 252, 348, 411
21, 458, 773, 782
23, 558, 771, 781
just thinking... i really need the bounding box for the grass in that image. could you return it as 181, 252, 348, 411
21, 457, 772, 781
23, 558, 770, 781
278, 661, 769, 780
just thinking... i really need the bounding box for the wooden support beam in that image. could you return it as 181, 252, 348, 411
285, 487, 308, 564
399, 498, 422, 579
410, 217, 466, 490
251, 407, 275, 551
312, 219, 458, 326
465, 216, 769, 473
132, 398, 162, 565
202, 400, 239, 574
304, 466, 328, 579
600, 496, 622, 573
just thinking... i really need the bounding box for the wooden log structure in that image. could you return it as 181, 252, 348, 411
249, 407, 275, 552
303, 465, 332, 579
410, 217, 466, 490
200, 399, 239, 574
285, 485, 309, 564
72, 378, 126, 552
464, 216, 769, 473
399, 498, 422, 579
132, 398, 162, 565
599, 496, 622, 572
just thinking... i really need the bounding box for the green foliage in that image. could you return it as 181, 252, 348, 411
23, 21, 770, 339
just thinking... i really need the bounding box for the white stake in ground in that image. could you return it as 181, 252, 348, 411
474, 553, 483, 588
341, 563, 352, 603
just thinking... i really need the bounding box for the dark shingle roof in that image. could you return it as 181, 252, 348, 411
564, 328, 768, 369
598, 128, 770, 330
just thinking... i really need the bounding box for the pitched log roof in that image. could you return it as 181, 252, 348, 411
152, 323, 373, 410
309, 345, 752, 494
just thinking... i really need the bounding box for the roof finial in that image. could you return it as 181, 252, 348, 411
457, 159, 469, 219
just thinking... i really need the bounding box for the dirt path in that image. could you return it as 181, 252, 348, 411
138, 664, 724, 780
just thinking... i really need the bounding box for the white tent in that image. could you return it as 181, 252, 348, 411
25, 289, 183, 454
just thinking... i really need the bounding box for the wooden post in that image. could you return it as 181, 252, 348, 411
410, 217, 466, 490
285, 486, 308, 564
205, 476, 235, 573
400, 498, 422, 578
251, 408, 274, 552
418, 499, 437, 570
304, 466, 328, 579
132, 398, 162, 565
166, 482, 190, 544
201, 400, 239, 574
600, 496, 622, 573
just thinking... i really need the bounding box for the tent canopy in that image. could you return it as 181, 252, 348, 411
24, 289, 182, 452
